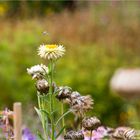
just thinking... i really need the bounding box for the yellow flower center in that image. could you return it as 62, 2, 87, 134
45, 45, 57, 49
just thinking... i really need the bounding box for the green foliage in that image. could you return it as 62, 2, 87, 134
0, 22, 140, 127
0, 2, 140, 128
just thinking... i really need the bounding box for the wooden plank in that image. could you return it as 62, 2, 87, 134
13, 102, 22, 140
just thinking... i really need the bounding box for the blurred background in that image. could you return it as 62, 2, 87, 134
0, 0, 140, 131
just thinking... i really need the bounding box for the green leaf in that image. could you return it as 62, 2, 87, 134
34, 107, 42, 121
37, 92, 49, 98
51, 109, 58, 116
37, 131, 45, 140
56, 110, 71, 126
40, 109, 50, 118
53, 88, 62, 95
44, 97, 50, 103
55, 126, 66, 139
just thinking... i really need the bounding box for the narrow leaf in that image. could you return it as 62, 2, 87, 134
55, 126, 66, 139
37, 131, 45, 140
51, 109, 58, 115
40, 109, 50, 118
34, 107, 42, 121
56, 110, 71, 126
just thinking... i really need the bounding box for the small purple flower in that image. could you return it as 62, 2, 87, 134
22, 128, 36, 140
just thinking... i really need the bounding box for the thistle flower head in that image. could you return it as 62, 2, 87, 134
38, 44, 65, 60
56, 86, 72, 102
64, 130, 84, 140
27, 64, 48, 80
70, 95, 94, 117
82, 116, 101, 131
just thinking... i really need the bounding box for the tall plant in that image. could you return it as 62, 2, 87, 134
27, 43, 138, 140
27, 44, 93, 140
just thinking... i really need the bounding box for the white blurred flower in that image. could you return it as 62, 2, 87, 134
27, 64, 49, 79
113, 127, 135, 140
38, 44, 65, 60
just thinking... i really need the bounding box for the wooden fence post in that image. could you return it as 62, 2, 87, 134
13, 102, 22, 140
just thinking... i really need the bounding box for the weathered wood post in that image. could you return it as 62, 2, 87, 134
13, 102, 22, 140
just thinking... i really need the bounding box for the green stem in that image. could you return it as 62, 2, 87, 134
37, 93, 41, 109
49, 60, 55, 140
42, 97, 49, 140
38, 95, 48, 140
61, 103, 65, 135
90, 130, 92, 140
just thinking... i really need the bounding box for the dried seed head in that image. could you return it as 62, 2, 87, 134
112, 127, 135, 140
36, 79, 49, 94
56, 86, 72, 102
70, 95, 94, 117
64, 130, 84, 140
82, 116, 101, 131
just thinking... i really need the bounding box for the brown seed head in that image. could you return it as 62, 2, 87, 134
36, 79, 49, 94
82, 116, 101, 131
70, 95, 94, 117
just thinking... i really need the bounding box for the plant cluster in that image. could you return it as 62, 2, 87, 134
27, 44, 94, 140
27, 43, 140, 140
1, 15, 140, 125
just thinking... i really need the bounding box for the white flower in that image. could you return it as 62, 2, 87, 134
27, 64, 49, 79
38, 44, 65, 60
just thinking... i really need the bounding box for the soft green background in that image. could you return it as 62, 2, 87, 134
0, 1, 140, 129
